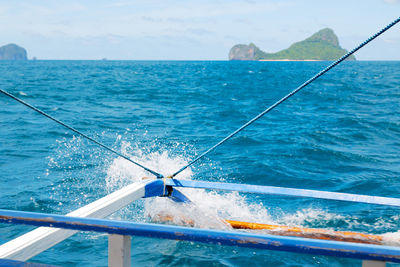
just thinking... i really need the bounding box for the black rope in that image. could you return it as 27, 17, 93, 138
171, 16, 400, 178
0, 89, 164, 178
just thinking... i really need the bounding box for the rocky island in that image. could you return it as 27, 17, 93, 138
229, 28, 355, 61
0, 44, 28, 60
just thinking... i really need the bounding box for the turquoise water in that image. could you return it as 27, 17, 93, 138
0, 60, 400, 266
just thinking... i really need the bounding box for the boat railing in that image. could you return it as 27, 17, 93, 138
1, 178, 399, 267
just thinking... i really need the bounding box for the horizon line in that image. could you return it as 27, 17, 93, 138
2, 59, 400, 62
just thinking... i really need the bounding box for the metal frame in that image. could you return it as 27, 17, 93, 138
0, 179, 162, 260
1, 209, 400, 263
1, 178, 399, 266
165, 179, 400, 207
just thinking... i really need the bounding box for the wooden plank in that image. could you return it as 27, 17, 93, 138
0, 180, 161, 261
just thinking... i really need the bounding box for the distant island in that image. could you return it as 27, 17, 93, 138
229, 28, 355, 61
0, 44, 28, 60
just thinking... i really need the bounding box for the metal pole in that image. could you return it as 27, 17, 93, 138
108, 234, 131, 267
362, 260, 386, 267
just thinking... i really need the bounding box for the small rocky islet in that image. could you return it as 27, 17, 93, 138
229, 28, 356, 61
0, 43, 28, 60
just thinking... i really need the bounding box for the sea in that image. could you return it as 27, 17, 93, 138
0, 60, 399, 266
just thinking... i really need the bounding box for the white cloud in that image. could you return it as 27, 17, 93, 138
0, 1, 291, 43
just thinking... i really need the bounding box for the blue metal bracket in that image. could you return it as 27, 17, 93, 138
143, 179, 191, 203
143, 179, 165, 198
167, 187, 191, 203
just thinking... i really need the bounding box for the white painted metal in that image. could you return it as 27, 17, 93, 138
108, 234, 131, 267
0, 180, 150, 261
362, 260, 386, 267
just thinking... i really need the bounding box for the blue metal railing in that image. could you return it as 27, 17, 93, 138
1, 208, 400, 263
2, 179, 400, 265
166, 179, 400, 207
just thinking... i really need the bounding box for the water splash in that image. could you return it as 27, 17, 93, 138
382, 230, 400, 246
105, 142, 193, 190
105, 142, 273, 229
50, 137, 400, 246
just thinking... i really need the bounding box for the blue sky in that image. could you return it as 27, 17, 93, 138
0, 0, 399, 60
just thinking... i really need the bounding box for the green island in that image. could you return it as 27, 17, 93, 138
229, 28, 355, 61
0, 43, 28, 60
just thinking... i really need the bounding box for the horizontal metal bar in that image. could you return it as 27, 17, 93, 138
1, 209, 400, 263
165, 179, 400, 207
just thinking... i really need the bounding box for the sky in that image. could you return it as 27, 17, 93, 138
0, 0, 399, 60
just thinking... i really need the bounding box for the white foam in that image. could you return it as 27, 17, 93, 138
382, 231, 400, 246
105, 145, 192, 190
44, 134, 400, 246
103, 142, 400, 246
105, 143, 273, 229
276, 208, 346, 227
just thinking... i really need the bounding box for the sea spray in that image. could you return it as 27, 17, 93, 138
48, 136, 400, 247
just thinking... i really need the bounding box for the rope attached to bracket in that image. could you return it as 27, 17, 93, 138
0, 89, 164, 178
170, 16, 400, 178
